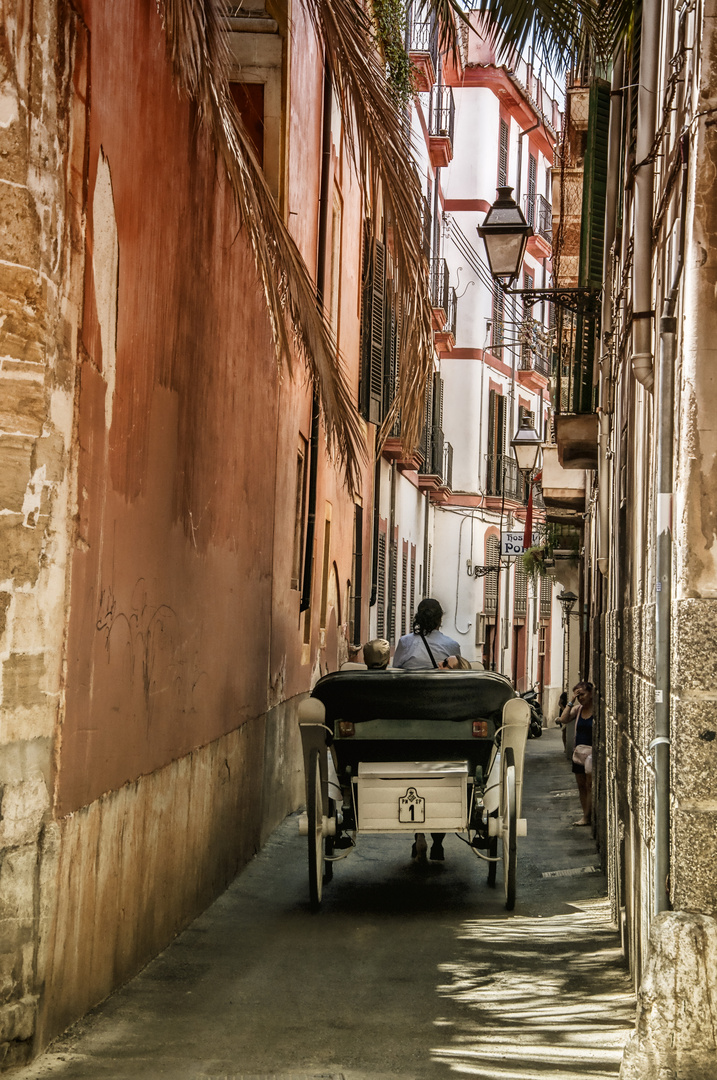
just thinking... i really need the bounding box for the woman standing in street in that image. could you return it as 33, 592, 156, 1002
570, 681, 594, 826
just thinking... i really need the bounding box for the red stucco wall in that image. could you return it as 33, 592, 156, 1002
59, 0, 370, 815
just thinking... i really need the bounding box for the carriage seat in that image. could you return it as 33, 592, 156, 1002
311, 668, 515, 725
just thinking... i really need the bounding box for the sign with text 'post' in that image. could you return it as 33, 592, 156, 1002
501, 531, 541, 557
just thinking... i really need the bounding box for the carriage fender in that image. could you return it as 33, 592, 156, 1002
501, 698, 531, 819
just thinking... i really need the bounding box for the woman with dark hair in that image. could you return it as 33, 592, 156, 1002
392, 598, 463, 862
570, 681, 594, 826
392, 598, 462, 671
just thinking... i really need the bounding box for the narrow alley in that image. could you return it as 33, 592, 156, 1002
14, 730, 635, 1080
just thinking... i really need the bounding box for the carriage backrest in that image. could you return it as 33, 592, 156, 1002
310, 669, 515, 725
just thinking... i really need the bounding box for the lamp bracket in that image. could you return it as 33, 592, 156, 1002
498, 285, 601, 317
471, 565, 500, 578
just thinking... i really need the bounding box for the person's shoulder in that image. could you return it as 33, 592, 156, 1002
434, 630, 461, 653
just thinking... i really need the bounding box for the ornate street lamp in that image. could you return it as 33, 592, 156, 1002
510, 410, 542, 475
478, 190, 600, 315
477, 186, 532, 284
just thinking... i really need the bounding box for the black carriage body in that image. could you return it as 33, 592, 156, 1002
311, 669, 515, 777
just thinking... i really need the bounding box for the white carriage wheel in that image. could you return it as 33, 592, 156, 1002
307, 748, 324, 910
502, 746, 517, 911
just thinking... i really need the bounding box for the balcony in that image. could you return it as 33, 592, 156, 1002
408, 18, 438, 92
540, 443, 587, 519
554, 309, 599, 468
429, 257, 450, 329
434, 286, 457, 354
525, 193, 552, 241
517, 316, 551, 390
428, 85, 455, 167
485, 454, 528, 503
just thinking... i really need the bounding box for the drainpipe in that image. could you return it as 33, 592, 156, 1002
631, 0, 660, 390
653, 131, 689, 915
301, 63, 333, 612
597, 49, 624, 577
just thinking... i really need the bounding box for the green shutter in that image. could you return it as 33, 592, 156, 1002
579, 79, 611, 291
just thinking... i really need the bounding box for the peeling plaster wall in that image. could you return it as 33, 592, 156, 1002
0, 1, 85, 1067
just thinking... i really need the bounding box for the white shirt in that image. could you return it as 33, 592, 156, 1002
392, 629, 462, 670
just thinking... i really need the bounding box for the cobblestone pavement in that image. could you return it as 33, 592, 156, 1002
14, 729, 636, 1080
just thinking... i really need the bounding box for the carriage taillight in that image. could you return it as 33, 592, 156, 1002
338, 721, 355, 737
472, 721, 488, 737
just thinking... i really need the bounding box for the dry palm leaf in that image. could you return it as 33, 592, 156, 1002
303, 0, 435, 456
157, 0, 364, 495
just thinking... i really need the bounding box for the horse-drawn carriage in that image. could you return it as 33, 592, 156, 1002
297, 668, 531, 911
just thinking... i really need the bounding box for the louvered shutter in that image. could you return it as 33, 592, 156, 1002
432, 374, 444, 476
359, 237, 386, 425
377, 532, 386, 636
498, 118, 509, 187
484, 535, 500, 614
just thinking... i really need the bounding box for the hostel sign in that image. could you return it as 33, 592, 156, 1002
501, 531, 541, 557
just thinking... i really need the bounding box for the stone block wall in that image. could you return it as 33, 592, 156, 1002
0, 3, 86, 1067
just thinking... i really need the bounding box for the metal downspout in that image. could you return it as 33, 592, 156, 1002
632, 0, 660, 390
654, 132, 689, 915
301, 64, 333, 612
598, 50, 624, 577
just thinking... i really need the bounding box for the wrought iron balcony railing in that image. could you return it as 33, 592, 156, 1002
485, 454, 529, 502
408, 18, 438, 68
524, 193, 552, 241
429, 257, 450, 314
428, 84, 455, 144
443, 440, 453, 490
519, 316, 552, 378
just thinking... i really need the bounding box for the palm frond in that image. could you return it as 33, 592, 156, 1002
303, 0, 435, 456
473, 0, 631, 72
157, 0, 364, 496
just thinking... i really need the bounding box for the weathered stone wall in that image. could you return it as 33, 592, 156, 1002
0, 2, 86, 1067
603, 603, 656, 984
37, 698, 304, 1047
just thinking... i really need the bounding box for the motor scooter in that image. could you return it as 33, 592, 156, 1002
521, 687, 544, 738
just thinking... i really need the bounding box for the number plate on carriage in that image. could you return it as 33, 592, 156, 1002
398, 786, 426, 823
355, 761, 469, 833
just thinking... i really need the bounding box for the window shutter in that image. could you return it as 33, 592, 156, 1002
540, 575, 552, 619
484, 535, 500, 614
514, 562, 527, 618
422, 374, 434, 470
579, 80, 611, 291
498, 118, 509, 187
360, 236, 386, 425
377, 532, 386, 636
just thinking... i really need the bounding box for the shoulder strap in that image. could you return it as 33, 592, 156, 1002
418, 631, 439, 668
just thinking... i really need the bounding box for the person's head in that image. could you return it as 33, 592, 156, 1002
573, 681, 593, 705
413, 598, 443, 635
558, 691, 569, 711
363, 638, 390, 669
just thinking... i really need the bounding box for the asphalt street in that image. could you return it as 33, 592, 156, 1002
14, 728, 636, 1080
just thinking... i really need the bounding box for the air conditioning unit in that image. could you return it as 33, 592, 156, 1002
475, 613, 487, 647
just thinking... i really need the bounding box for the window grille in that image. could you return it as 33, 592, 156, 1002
410, 550, 416, 627
377, 532, 386, 637
387, 541, 397, 642
401, 548, 408, 635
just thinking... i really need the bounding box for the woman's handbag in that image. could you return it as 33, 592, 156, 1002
572, 743, 593, 772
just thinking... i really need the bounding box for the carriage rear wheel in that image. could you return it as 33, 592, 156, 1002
501, 746, 517, 910
307, 748, 325, 911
